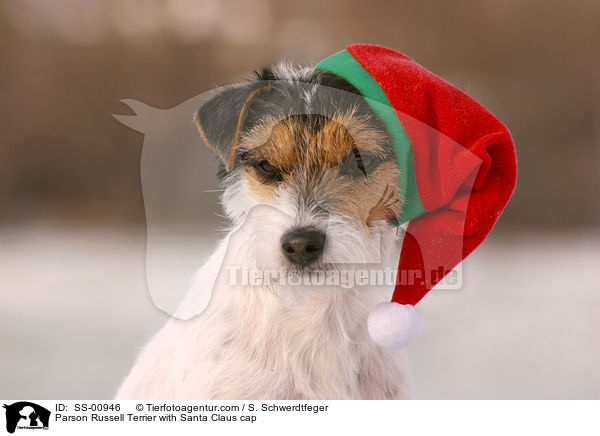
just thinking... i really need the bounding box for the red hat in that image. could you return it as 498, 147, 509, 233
316, 44, 517, 348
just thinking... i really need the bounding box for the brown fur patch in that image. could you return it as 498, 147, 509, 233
240, 113, 403, 225
336, 162, 402, 225
241, 112, 389, 168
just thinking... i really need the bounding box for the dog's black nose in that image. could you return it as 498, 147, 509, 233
281, 228, 326, 266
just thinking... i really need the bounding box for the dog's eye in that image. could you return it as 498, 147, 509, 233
258, 160, 277, 174
355, 153, 374, 173
256, 159, 282, 180
341, 149, 378, 178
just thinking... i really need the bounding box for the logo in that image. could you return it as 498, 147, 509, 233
3, 402, 50, 434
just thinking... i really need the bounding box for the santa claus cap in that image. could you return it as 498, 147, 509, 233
316, 44, 517, 348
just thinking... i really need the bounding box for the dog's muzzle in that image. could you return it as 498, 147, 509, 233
281, 227, 326, 266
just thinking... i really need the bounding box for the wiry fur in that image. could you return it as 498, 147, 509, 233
116, 63, 412, 400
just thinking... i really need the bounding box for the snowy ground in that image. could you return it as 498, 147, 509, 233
0, 224, 598, 399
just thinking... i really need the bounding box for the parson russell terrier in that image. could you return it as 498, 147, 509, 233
116, 63, 413, 400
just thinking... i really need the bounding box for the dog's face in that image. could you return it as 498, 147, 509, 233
195, 64, 402, 271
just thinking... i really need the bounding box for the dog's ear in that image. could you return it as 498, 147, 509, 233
194, 81, 272, 172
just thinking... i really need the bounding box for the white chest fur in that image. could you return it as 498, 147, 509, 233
116, 216, 411, 399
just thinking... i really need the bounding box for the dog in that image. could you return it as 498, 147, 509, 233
116, 63, 413, 400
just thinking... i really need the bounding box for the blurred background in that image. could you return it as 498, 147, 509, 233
0, 0, 598, 399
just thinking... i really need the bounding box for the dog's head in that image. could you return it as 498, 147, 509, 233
195, 64, 402, 271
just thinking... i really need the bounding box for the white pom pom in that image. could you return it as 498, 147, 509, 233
367, 302, 424, 348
